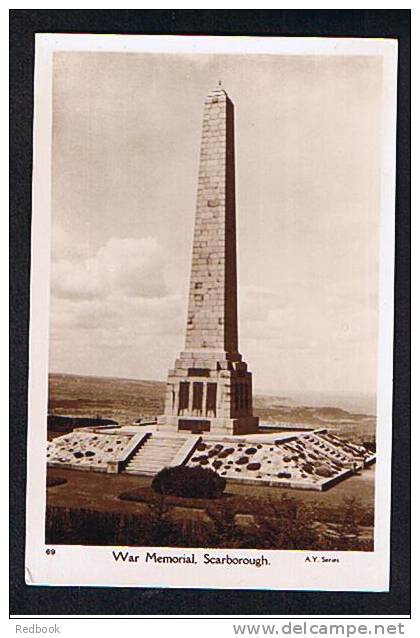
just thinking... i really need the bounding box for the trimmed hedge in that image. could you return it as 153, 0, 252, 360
151, 465, 226, 499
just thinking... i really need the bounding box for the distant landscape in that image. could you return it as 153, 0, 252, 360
48, 373, 376, 444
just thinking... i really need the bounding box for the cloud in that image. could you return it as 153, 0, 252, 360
51, 223, 90, 262
239, 283, 378, 395
49, 290, 186, 382
51, 236, 168, 301
240, 284, 377, 349
50, 293, 184, 338
49, 233, 184, 373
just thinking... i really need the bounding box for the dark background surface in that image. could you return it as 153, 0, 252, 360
10, 9, 410, 617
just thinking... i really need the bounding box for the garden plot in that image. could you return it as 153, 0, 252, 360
187, 432, 373, 491
47, 431, 133, 471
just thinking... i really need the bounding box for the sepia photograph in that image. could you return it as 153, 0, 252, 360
25, 34, 398, 591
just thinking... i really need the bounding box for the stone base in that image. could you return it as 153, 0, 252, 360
157, 415, 259, 436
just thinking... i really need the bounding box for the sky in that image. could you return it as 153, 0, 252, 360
49, 51, 382, 396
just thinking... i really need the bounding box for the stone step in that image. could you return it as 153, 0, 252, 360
129, 460, 173, 465
128, 463, 167, 468
132, 449, 178, 454
140, 447, 180, 452
150, 440, 187, 444
128, 458, 174, 465
128, 461, 167, 466
122, 434, 197, 476
128, 453, 174, 459
141, 441, 183, 447
127, 459, 171, 466
128, 457, 172, 462
125, 468, 158, 476
128, 467, 166, 471
139, 448, 181, 453
133, 448, 178, 453
128, 468, 168, 472
146, 448, 182, 452
130, 452, 177, 458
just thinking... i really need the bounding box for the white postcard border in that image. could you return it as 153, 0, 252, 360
25, 34, 398, 591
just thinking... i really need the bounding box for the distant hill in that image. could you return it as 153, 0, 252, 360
48, 373, 166, 424
48, 373, 376, 442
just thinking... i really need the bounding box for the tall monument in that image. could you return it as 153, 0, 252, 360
158, 85, 259, 435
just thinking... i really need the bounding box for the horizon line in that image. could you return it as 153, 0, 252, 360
48, 370, 376, 398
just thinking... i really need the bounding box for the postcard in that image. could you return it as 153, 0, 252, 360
25, 34, 397, 590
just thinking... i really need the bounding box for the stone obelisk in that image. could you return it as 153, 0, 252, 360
158, 85, 259, 435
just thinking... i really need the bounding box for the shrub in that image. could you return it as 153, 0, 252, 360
247, 462, 261, 471
47, 476, 67, 487
218, 447, 234, 458
151, 465, 226, 499
363, 441, 376, 452
315, 465, 334, 478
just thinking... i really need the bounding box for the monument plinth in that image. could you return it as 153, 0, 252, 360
158, 86, 259, 435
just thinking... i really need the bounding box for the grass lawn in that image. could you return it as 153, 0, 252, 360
47, 464, 375, 514
226, 465, 375, 507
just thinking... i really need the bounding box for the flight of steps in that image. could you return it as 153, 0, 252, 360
124, 434, 193, 476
